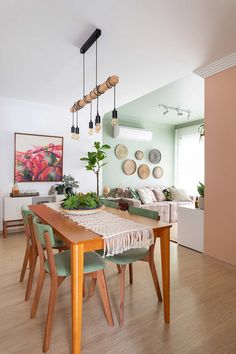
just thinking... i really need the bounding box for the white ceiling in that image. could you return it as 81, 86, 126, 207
114, 74, 204, 125
0, 0, 236, 113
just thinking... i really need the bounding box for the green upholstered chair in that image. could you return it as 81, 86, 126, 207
20, 205, 66, 301
32, 216, 113, 353
100, 199, 119, 209
93, 207, 162, 326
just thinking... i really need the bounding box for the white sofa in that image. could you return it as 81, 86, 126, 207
112, 187, 194, 223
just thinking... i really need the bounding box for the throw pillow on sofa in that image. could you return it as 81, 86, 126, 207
128, 187, 141, 200
170, 187, 192, 201
137, 188, 156, 204
152, 187, 167, 202
163, 188, 172, 201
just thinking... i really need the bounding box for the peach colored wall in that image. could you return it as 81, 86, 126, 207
205, 65, 236, 266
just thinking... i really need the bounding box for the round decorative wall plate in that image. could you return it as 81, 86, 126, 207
138, 164, 150, 179
123, 159, 137, 175
135, 150, 144, 160
149, 149, 161, 164
153, 166, 163, 179
115, 144, 128, 160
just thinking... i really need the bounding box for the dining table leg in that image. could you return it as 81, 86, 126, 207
71, 243, 84, 354
159, 227, 170, 324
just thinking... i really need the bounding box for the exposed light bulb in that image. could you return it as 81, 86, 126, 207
111, 118, 119, 127
88, 120, 93, 135
95, 113, 101, 133
75, 126, 80, 140
95, 123, 101, 133
111, 108, 119, 127
71, 125, 76, 139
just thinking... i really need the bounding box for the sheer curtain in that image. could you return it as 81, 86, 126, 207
175, 125, 204, 196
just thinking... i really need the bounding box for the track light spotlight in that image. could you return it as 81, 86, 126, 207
163, 109, 169, 115
177, 109, 183, 116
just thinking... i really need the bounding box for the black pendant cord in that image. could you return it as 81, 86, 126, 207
72, 111, 75, 127
76, 111, 78, 127
96, 39, 99, 115
90, 101, 92, 122
83, 53, 85, 98
114, 85, 116, 109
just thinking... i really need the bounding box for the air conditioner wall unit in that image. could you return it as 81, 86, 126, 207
113, 125, 152, 142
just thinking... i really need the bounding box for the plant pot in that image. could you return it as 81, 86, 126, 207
198, 196, 204, 210
61, 205, 104, 215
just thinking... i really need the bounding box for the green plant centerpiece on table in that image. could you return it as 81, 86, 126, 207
197, 182, 205, 210
61, 192, 102, 214
80, 141, 110, 196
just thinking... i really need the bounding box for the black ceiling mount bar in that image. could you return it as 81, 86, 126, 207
80, 28, 101, 54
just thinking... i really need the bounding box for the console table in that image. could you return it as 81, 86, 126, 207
177, 205, 204, 252
3, 195, 64, 237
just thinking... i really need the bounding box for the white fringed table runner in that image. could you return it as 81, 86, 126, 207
47, 203, 154, 257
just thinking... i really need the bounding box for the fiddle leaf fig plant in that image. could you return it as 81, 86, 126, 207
80, 141, 110, 196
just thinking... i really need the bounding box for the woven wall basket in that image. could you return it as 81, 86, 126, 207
123, 159, 137, 175
138, 164, 150, 179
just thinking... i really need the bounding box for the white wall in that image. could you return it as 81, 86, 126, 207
0, 97, 101, 230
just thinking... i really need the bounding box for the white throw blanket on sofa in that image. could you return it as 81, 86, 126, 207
47, 203, 154, 257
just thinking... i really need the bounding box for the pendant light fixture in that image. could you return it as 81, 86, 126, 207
95, 39, 101, 133
69, 28, 120, 137
71, 111, 76, 139
88, 101, 93, 135
111, 85, 119, 127
75, 110, 80, 139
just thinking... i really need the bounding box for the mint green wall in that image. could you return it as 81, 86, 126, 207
102, 117, 175, 190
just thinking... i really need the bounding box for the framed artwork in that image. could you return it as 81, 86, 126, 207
14, 133, 63, 182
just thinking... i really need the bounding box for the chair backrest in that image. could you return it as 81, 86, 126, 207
101, 199, 119, 209
128, 206, 159, 220
33, 216, 57, 247
21, 205, 36, 243
21, 205, 35, 225
33, 216, 57, 277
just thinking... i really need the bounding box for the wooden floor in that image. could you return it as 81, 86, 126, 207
1, 232, 236, 354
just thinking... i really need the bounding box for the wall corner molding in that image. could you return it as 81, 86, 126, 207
194, 52, 236, 78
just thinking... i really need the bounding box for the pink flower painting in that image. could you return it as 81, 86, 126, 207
14, 133, 63, 182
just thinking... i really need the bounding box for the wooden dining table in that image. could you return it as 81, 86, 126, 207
30, 204, 172, 354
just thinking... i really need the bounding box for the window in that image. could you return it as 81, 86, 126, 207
175, 125, 204, 196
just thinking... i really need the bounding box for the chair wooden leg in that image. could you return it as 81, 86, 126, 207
83, 277, 86, 298
25, 254, 37, 301
89, 278, 97, 297
120, 265, 126, 327
31, 270, 46, 318
57, 276, 66, 288
117, 265, 121, 273
19, 246, 30, 282
97, 270, 114, 327
129, 263, 133, 284
149, 257, 162, 302
43, 281, 58, 353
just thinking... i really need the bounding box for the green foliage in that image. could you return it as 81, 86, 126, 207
80, 142, 110, 173
197, 182, 204, 197
55, 174, 79, 196
80, 142, 111, 196
61, 192, 101, 210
